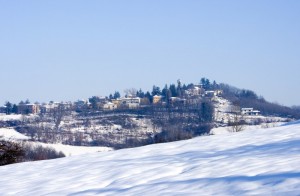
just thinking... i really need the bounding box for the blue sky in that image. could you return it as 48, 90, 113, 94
0, 1, 299, 106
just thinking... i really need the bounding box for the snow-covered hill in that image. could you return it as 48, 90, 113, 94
0, 122, 300, 195
0, 128, 29, 140
0, 128, 113, 157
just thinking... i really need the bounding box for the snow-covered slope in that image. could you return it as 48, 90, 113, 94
0, 122, 300, 195
0, 114, 23, 121
0, 128, 112, 156
0, 128, 29, 140
35, 143, 113, 157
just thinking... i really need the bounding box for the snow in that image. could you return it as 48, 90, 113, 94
210, 122, 284, 135
0, 128, 113, 156
0, 114, 23, 121
36, 143, 113, 157
1, 122, 300, 195
0, 128, 29, 140
213, 96, 288, 125
282, 120, 300, 126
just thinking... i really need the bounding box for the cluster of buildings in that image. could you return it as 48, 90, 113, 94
0, 85, 227, 115
73, 85, 224, 111
0, 102, 73, 115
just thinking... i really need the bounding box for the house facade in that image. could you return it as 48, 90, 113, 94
153, 95, 163, 104
241, 108, 260, 116
18, 104, 40, 114
121, 97, 141, 109
103, 102, 117, 110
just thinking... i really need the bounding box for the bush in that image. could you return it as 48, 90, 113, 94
154, 126, 193, 143
0, 139, 24, 166
22, 143, 65, 161
0, 138, 65, 166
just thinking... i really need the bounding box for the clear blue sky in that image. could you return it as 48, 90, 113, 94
1, 1, 299, 106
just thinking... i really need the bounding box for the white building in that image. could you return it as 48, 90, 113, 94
103, 102, 117, 110
121, 97, 141, 108
241, 108, 260, 116
185, 85, 204, 96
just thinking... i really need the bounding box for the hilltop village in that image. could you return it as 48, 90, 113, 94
0, 79, 297, 149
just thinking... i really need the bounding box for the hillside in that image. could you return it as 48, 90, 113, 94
0, 121, 300, 195
1, 79, 299, 150
218, 83, 300, 119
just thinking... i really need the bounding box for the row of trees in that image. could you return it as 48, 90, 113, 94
2, 100, 33, 115
2, 102, 18, 115
105, 78, 218, 103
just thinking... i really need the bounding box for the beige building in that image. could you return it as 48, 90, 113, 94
103, 102, 117, 110
153, 95, 163, 104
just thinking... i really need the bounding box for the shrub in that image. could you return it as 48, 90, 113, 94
0, 139, 24, 166
22, 143, 65, 161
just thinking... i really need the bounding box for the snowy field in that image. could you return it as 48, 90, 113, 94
0, 128, 113, 156
0, 128, 29, 140
0, 114, 23, 121
0, 121, 300, 195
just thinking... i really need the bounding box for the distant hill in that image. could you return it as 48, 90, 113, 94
218, 83, 300, 119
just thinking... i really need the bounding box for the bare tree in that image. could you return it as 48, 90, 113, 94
51, 104, 68, 131
124, 88, 137, 98
228, 105, 245, 132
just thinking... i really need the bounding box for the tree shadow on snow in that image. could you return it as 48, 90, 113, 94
69, 171, 300, 195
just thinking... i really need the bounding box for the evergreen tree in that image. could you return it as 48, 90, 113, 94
198, 101, 214, 122
166, 89, 172, 104
169, 84, 177, 97
113, 91, 121, 99
151, 86, 161, 96
5, 102, 12, 115
25, 99, 30, 104
12, 104, 18, 114
89, 96, 100, 109
136, 89, 145, 98
161, 84, 168, 98
212, 80, 218, 90
145, 91, 153, 103
200, 78, 211, 90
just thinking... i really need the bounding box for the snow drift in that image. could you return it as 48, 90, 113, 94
0, 122, 300, 195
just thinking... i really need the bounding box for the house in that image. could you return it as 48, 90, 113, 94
90, 96, 107, 109
205, 90, 222, 98
185, 85, 204, 96
18, 104, 40, 114
153, 95, 163, 104
111, 99, 122, 106
41, 101, 73, 113
40, 103, 55, 113
74, 99, 90, 110
121, 97, 140, 109
74, 100, 88, 107
241, 108, 260, 116
103, 102, 117, 110
169, 97, 186, 105
214, 90, 223, 96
